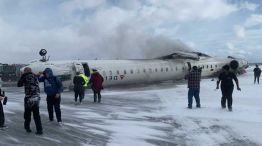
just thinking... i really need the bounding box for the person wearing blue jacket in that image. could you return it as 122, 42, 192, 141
38, 68, 63, 124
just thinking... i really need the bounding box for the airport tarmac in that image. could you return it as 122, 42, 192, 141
0, 67, 262, 146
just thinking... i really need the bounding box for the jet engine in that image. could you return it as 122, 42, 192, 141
230, 60, 239, 70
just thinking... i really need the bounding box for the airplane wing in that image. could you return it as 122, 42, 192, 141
157, 51, 209, 60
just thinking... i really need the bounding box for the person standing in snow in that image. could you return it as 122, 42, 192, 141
18, 67, 43, 134
0, 89, 7, 129
38, 68, 63, 124
89, 69, 104, 103
253, 64, 261, 84
216, 65, 241, 111
185, 66, 201, 109
73, 72, 85, 104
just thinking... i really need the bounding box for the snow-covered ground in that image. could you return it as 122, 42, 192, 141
0, 66, 262, 146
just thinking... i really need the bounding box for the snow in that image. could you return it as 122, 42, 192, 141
1, 66, 261, 146
98, 66, 262, 146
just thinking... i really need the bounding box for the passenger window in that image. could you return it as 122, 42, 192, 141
109, 70, 112, 75
124, 70, 127, 74
155, 68, 158, 72
211, 65, 212, 68
206, 65, 208, 69
161, 68, 163, 72
176, 67, 178, 71
143, 69, 146, 73
130, 70, 133, 74
116, 70, 120, 75
166, 67, 168, 72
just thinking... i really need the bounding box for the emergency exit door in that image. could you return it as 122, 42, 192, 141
73, 62, 83, 73
81, 63, 90, 77
186, 62, 191, 71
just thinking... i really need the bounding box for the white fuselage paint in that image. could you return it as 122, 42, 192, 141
24, 56, 248, 88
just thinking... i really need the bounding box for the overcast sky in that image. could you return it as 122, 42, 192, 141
0, 0, 261, 63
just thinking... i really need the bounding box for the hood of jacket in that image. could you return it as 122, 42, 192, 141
43, 68, 54, 78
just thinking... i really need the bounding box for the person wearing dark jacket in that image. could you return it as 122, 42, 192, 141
0, 89, 7, 129
73, 72, 85, 104
38, 68, 63, 123
253, 64, 261, 84
89, 69, 104, 103
216, 65, 241, 111
185, 66, 201, 109
0, 96, 4, 129
17, 67, 43, 135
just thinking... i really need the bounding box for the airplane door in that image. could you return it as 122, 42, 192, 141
71, 62, 84, 81
73, 62, 84, 73
81, 63, 90, 77
187, 62, 191, 71
183, 62, 192, 77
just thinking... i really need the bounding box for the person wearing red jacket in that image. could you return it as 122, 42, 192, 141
89, 69, 104, 103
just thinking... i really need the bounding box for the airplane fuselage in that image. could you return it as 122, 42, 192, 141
24, 55, 248, 88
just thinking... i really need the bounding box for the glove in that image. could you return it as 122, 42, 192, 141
3, 96, 7, 105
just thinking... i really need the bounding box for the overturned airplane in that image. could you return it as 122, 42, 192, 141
22, 49, 248, 89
